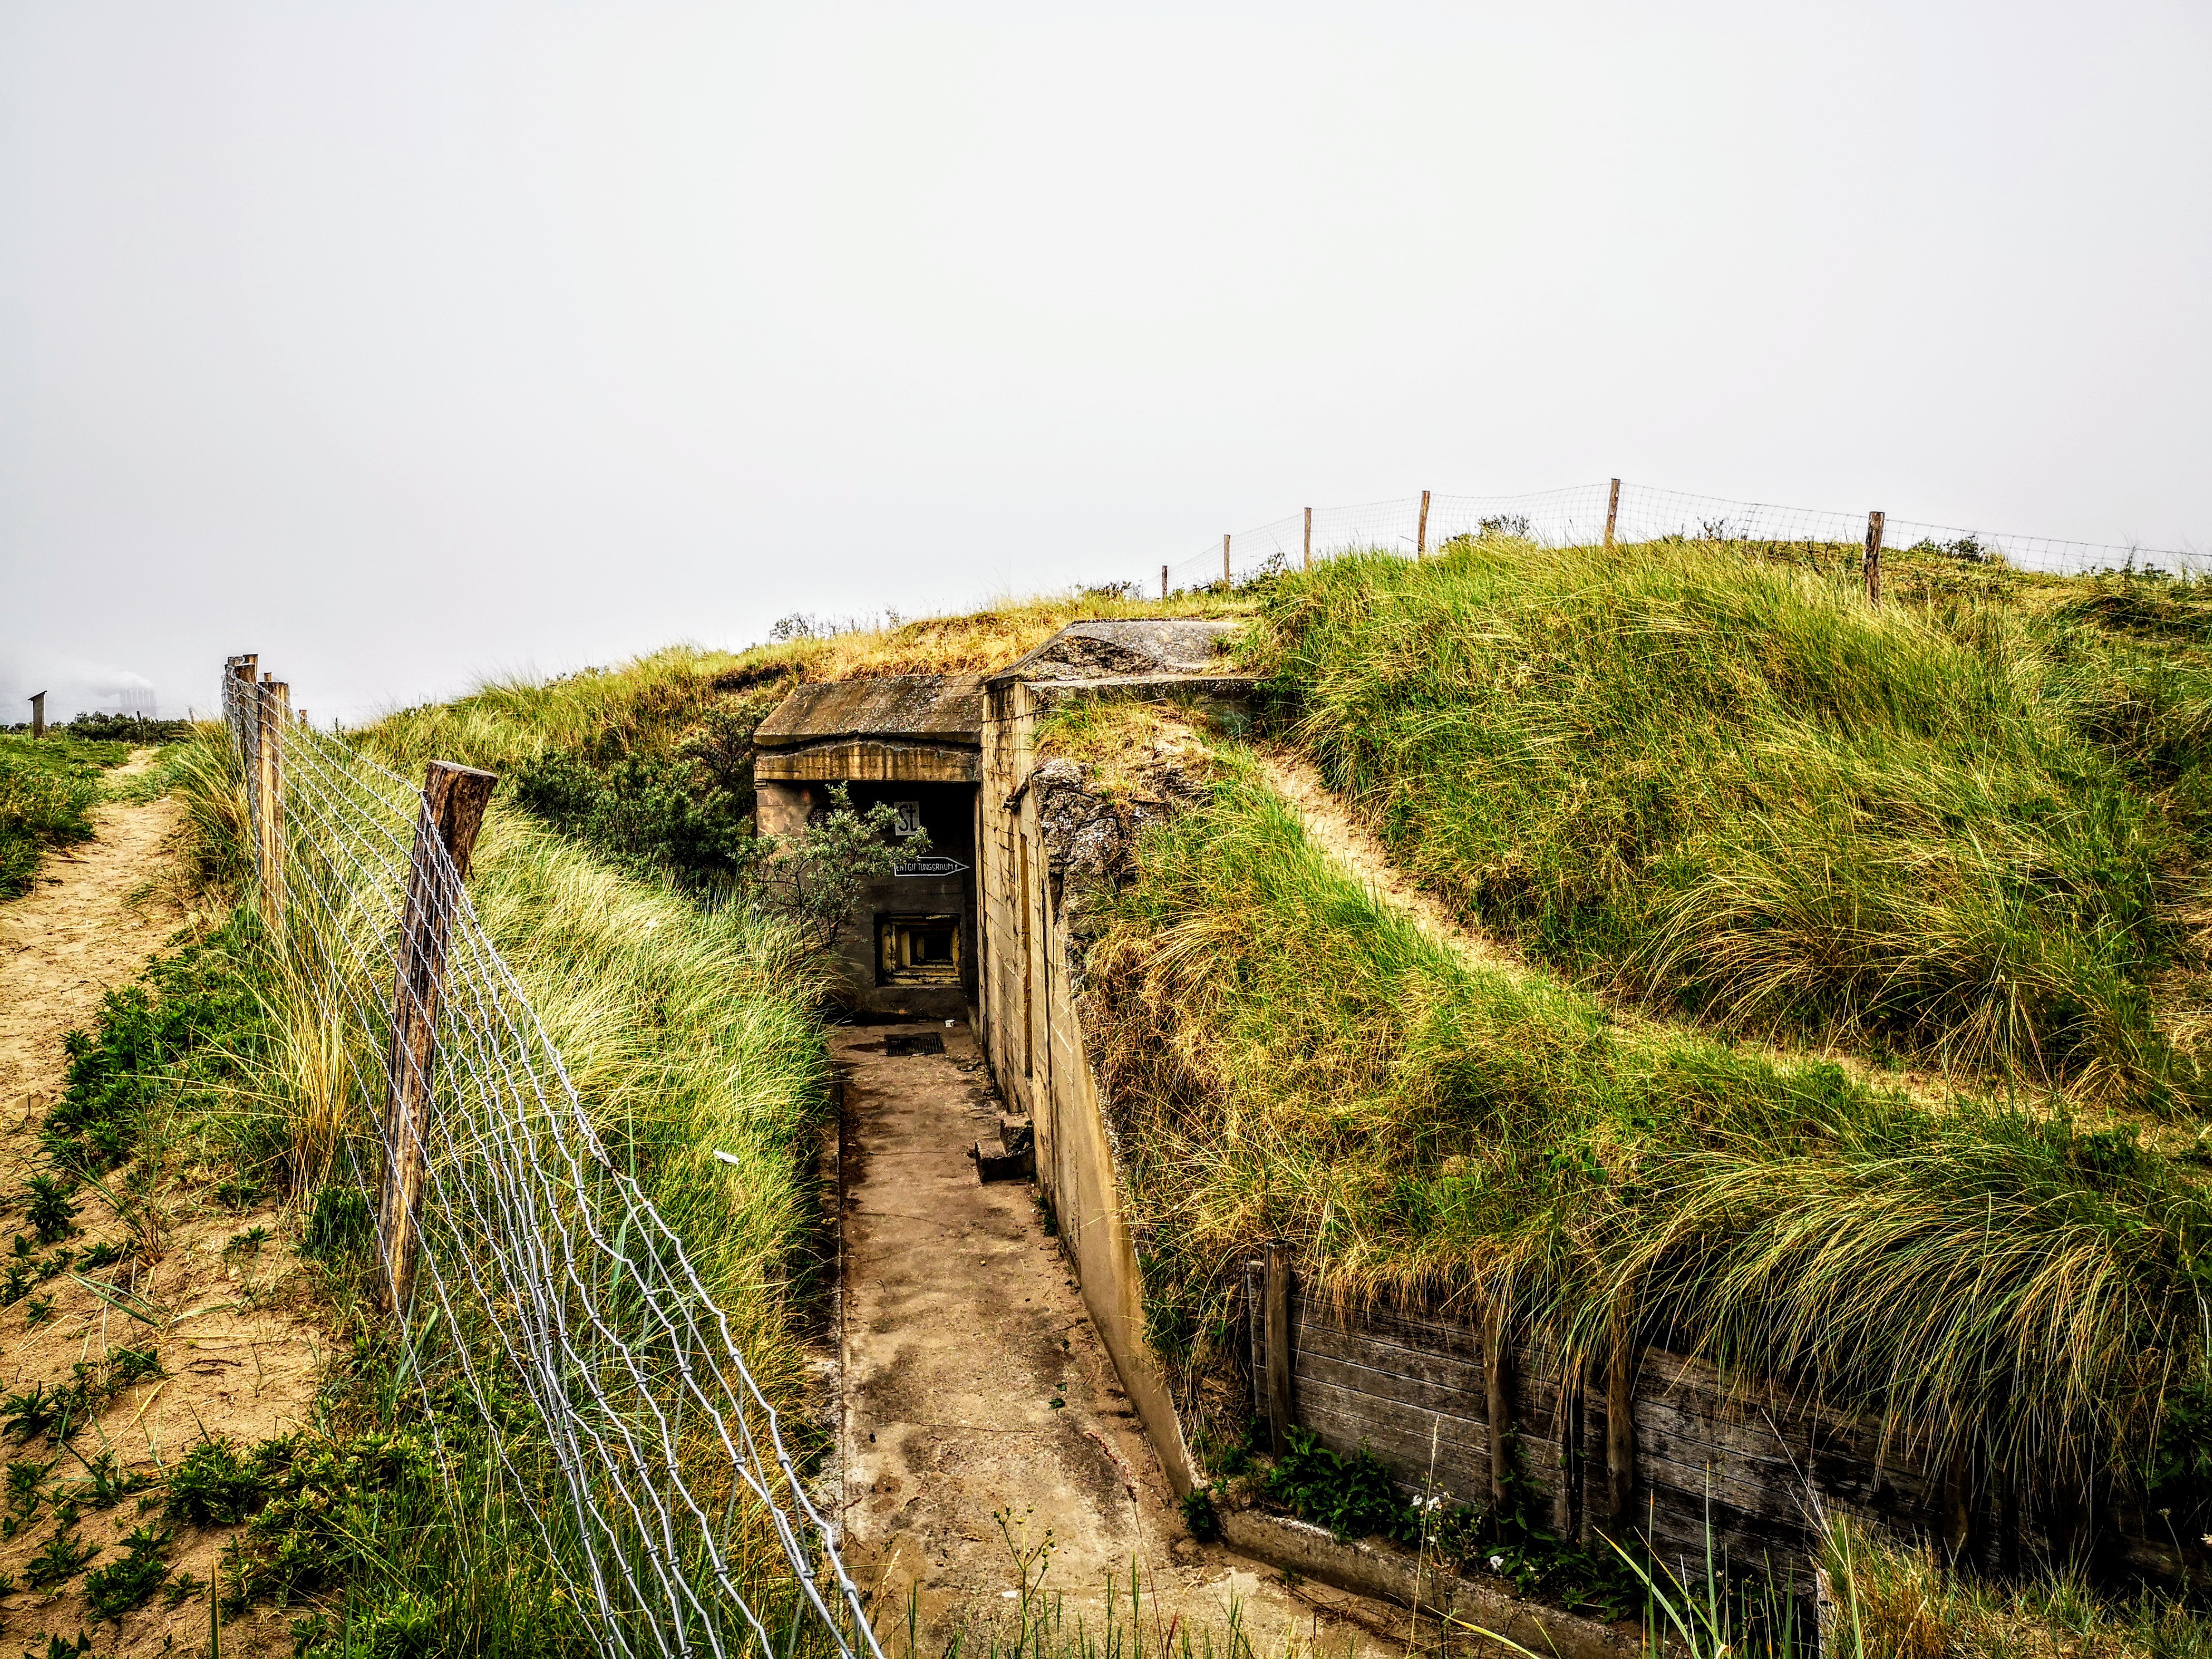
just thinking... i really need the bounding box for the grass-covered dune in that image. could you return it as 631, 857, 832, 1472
367, 590, 1254, 779
1240, 539, 2212, 1111
1084, 743, 2212, 1511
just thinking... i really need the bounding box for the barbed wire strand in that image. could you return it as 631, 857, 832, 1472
1160, 481, 2204, 593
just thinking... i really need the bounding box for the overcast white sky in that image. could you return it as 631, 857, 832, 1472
3, 2, 2208, 724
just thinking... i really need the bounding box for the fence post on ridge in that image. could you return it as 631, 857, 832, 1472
1222, 533, 1231, 586
1865, 510, 1885, 606
28, 693, 45, 740
1263, 1240, 1294, 1456
1417, 489, 1430, 559
379, 760, 500, 1316
1160, 564, 1168, 599
1303, 507, 1312, 572
1605, 478, 1621, 551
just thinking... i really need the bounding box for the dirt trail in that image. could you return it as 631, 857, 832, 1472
0, 755, 319, 1657
1257, 747, 1966, 1109
833, 1022, 1393, 1659
1257, 750, 1537, 984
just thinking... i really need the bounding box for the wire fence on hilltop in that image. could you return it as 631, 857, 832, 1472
1159, 479, 2206, 593
220, 662, 877, 1659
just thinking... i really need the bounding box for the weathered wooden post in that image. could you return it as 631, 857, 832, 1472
1160, 564, 1168, 599
1605, 478, 1621, 551
1605, 1313, 1637, 1526
1483, 1296, 1516, 1510
1865, 510, 1886, 606
1263, 1240, 1295, 1456
1417, 489, 1431, 559
256, 678, 290, 914
1222, 533, 1232, 586
379, 760, 499, 1314
231, 656, 259, 838
1303, 507, 1312, 573
28, 692, 45, 739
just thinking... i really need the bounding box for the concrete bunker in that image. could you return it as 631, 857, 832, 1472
751, 673, 984, 1020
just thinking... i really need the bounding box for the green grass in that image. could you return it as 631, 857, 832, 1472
1076, 732, 2212, 1525
1240, 537, 2212, 1109
0, 734, 127, 898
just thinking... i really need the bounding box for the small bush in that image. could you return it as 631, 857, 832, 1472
163, 1436, 265, 1526
1264, 1427, 1409, 1543
23, 1175, 78, 1244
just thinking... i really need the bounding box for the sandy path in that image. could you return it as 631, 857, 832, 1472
0, 754, 320, 1657
835, 1021, 1393, 1659
0, 754, 183, 1115
1257, 750, 1540, 985
1255, 748, 1964, 1113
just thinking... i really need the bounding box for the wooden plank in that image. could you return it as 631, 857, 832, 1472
1293, 1346, 1485, 1418
1297, 1388, 1571, 1502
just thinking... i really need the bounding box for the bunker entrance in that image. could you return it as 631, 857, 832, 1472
880, 914, 962, 984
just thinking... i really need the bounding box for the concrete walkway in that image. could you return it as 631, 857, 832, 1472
833, 1021, 1393, 1658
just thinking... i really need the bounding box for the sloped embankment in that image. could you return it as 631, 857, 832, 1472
1240, 539, 2212, 1113
1049, 682, 2212, 1589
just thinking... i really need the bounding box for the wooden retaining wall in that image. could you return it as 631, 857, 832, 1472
1242, 1259, 2182, 1584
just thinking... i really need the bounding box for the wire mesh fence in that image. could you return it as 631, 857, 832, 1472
219, 658, 877, 1659
1160, 479, 2205, 593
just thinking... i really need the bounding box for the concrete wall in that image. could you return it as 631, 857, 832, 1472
977, 676, 1199, 1496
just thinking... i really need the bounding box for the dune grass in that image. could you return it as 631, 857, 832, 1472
1079, 733, 2212, 1514
1240, 538, 2212, 1110
367, 588, 1255, 779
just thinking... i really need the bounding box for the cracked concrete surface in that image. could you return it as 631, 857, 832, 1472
833, 1021, 1392, 1657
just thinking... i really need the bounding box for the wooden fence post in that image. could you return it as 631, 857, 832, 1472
1483, 1296, 1516, 1510
1223, 533, 1232, 586
256, 679, 290, 917
1263, 1241, 1295, 1456
1417, 489, 1430, 559
379, 760, 500, 1314
1605, 478, 1621, 551
1160, 564, 1168, 599
28, 693, 45, 740
1605, 1313, 1637, 1526
1303, 507, 1312, 573
1865, 510, 1885, 606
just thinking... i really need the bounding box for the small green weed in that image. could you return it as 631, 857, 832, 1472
3, 1386, 59, 1444
26, 1524, 99, 1590
23, 1177, 78, 1244
80, 1525, 171, 1619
